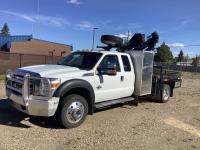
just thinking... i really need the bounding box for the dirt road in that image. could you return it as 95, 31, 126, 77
0, 79, 200, 150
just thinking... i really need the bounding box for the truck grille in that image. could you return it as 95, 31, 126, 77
6, 74, 24, 95
6, 72, 51, 99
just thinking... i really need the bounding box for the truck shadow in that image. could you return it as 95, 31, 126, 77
0, 98, 159, 129
95, 98, 159, 113
0, 99, 63, 129
138, 97, 160, 103
0, 99, 30, 128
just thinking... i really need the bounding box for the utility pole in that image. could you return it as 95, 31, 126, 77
127, 30, 130, 41
92, 27, 98, 50
37, 0, 40, 38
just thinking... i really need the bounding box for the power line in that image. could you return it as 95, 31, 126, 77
183, 45, 200, 47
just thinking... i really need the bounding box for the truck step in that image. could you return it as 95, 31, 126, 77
95, 97, 135, 109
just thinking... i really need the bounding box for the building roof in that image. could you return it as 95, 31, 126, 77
0, 35, 32, 49
32, 38, 72, 48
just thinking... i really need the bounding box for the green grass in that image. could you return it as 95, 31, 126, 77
182, 72, 200, 79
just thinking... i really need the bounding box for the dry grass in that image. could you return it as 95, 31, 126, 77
182, 72, 200, 79
0, 75, 5, 82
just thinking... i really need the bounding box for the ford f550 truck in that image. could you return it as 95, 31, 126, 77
5, 34, 182, 128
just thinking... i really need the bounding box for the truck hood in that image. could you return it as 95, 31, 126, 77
16, 64, 89, 78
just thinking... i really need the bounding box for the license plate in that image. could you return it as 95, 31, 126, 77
175, 81, 181, 88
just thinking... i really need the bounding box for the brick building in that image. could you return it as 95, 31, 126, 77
0, 35, 72, 56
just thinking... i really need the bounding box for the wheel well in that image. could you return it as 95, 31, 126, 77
60, 88, 93, 114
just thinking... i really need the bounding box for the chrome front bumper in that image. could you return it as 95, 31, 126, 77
8, 94, 59, 117
6, 72, 59, 117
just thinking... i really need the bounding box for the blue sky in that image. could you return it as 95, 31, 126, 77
0, 0, 200, 57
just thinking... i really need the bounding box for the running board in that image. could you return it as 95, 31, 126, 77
95, 97, 135, 109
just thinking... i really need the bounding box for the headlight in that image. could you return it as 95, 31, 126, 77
30, 78, 51, 97
6, 69, 13, 79
30, 78, 60, 97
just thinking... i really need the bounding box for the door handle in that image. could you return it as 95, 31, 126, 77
121, 76, 124, 82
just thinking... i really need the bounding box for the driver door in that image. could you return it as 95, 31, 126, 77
94, 54, 124, 103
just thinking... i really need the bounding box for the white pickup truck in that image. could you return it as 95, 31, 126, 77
5, 35, 182, 128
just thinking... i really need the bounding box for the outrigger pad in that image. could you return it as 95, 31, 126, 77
145, 32, 159, 51
128, 32, 159, 51
129, 33, 145, 49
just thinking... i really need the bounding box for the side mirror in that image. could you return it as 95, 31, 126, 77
97, 67, 117, 76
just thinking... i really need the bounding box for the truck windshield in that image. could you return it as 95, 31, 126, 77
57, 52, 102, 70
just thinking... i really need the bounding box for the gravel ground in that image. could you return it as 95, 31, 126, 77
0, 79, 200, 150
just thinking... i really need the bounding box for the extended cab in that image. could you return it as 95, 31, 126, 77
5, 34, 182, 128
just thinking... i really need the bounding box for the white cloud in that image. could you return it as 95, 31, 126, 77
167, 43, 185, 48
0, 10, 69, 27
116, 32, 133, 40
0, 10, 36, 22
65, 0, 81, 5
173, 51, 194, 57
33, 15, 69, 27
77, 21, 94, 30
181, 20, 190, 25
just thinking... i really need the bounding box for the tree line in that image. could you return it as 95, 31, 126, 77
154, 43, 199, 66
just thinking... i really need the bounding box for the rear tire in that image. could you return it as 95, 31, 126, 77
59, 94, 88, 128
160, 84, 171, 103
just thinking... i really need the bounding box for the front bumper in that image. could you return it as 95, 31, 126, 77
8, 93, 59, 117
5, 72, 59, 117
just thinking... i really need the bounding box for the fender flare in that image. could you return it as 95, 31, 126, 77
53, 79, 95, 114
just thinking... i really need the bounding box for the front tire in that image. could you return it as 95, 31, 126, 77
59, 94, 88, 128
160, 84, 171, 103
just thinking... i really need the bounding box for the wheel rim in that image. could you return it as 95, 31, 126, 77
66, 101, 84, 124
163, 87, 170, 101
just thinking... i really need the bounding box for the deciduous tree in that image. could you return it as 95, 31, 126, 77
192, 56, 200, 66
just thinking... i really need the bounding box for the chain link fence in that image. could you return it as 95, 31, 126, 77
155, 62, 200, 79
0, 52, 62, 74
155, 62, 200, 73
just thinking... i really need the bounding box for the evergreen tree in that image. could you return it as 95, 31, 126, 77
0, 23, 10, 35
177, 50, 184, 62
154, 42, 173, 63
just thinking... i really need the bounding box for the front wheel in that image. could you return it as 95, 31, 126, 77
59, 94, 88, 128
160, 84, 171, 103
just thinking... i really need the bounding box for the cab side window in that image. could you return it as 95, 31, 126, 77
121, 55, 131, 72
98, 55, 121, 72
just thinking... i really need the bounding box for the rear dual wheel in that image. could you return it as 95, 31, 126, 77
160, 84, 171, 103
